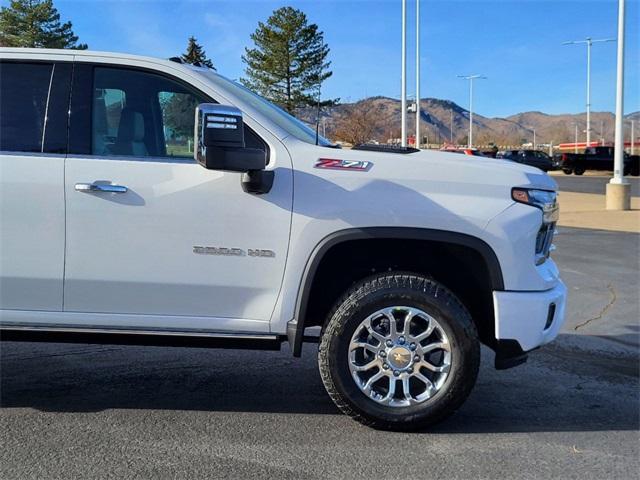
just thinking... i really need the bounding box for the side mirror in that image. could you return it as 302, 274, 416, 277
194, 104, 266, 172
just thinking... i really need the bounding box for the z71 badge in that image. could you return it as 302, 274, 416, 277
315, 158, 373, 171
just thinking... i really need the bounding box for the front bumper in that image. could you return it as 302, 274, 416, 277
493, 279, 567, 353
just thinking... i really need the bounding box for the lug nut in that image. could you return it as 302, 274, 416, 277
386, 340, 394, 347
414, 355, 420, 362
409, 342, 416, 350
379, 351, 387, 357
393, 370, 400, 377
382, 363, 389, 370
407, 367, 413, 374
398, 336, 406, 345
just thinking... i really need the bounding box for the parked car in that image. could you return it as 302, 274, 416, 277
497, 150, 554, 172
559, 146, 639, 176
0, 48, 566, 431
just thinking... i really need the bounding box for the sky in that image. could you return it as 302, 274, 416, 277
25, 0, 640, 118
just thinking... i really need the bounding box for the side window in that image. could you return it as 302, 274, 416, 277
91, 67, 206, 158
0, 62, 53, 152
85, 66, 268, 161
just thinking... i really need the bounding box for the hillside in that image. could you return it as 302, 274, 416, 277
300, 97, 638, 147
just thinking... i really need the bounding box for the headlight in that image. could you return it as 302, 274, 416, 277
512, 188, 559, 265
512, 188, 559, 223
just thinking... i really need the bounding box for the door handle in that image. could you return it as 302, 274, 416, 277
75, 183, 128, 193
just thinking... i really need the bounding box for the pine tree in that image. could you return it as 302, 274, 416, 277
0, 0, 87, 49
181, 36, 215, 69
160, 36, 215, 144
241, 6, 334, 114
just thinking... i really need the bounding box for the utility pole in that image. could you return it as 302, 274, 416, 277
458, 74, 486, 148
574, 123, 579, 153
533, 129, 536, 150
401, 0, 407, 147
600, 119, 605, 145
631, 119, 635, 155
563, 36, 615, 147
450, 110, 454, 144
415, 0, 421, 149
606, 0, 630, 210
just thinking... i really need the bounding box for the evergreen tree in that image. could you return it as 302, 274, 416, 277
241, 6, 334, 114
181, 36, 215, 69
160, 36, 215, 144
0, 0, 87, 49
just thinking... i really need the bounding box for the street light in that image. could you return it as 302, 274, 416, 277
606, 0, 630, 210
528, 128, 536, 150
458, 74, 487, 148
563, 36, 615, 147
401, 0, 407, 147
450, 109, 454, 144
415, 0, 421, 149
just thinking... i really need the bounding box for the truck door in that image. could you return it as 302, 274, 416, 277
62, 63, 292, 333
0, 61, 71, 313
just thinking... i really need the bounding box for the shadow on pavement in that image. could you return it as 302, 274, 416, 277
1, 334, 638, 434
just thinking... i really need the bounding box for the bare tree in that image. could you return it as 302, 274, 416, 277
333, 100, 387, 146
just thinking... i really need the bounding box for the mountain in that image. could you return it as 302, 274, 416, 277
300, 97, 637, 147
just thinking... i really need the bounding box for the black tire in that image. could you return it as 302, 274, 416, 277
318, 273, 480, 431
573, 167, 585, 175
562, 168, 573, 175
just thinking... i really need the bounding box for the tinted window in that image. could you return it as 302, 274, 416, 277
0, 62, 54, 152
91, 67, 206, 158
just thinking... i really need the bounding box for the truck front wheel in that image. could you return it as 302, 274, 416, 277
318, 273, 480, 431
573, 167, 585, 175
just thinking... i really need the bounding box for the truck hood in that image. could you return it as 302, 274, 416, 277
322, 147, 558, 192
287, 139, 557, 242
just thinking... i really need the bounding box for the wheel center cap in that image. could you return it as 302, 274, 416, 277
388, 346, 412, 369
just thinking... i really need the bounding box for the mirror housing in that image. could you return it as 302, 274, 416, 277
194, 104, 266, 172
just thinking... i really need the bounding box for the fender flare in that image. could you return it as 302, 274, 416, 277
288, 227, 504, 356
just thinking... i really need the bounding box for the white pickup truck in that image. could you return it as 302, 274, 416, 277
0, 48, 566, 430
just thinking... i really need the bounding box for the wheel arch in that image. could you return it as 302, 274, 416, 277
289, 227, 504, 356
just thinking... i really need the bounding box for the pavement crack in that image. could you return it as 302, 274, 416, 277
574, 282, 617, 331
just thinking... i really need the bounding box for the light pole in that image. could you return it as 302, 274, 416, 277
415, 0, 421, 149
606, 0, 629, 210
600, 119, 605, 144
401, 0, 407, 147
631, 119, 635, 155
524, 126, 536, 150
458, 74, 486, 148
450, 110, 454, 144
574, 123, 579, 153
563, 36, 615, 147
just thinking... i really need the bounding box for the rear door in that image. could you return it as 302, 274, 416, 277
0, 60, 71, 313
62, 63, 292, 333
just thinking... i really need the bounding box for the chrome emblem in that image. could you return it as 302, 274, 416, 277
389, 348, 412, 368
193, 246, 275, 258
315, 158, 373, 171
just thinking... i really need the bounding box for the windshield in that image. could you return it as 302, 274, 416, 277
201, 71, 334, 147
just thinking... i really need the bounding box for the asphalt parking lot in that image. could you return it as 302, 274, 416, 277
1, 176, 638, 480
553, 173, 640, 196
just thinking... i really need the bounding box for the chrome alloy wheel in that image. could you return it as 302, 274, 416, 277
348, 306, 452, 407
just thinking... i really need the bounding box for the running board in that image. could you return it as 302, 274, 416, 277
0, 325, 284, 351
